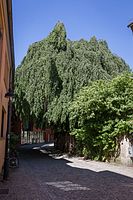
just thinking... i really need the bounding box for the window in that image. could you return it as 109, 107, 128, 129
0, 11, 3, 78
0, 28, 2, 57
1, 108, 5, 137
4, 55, 9, 89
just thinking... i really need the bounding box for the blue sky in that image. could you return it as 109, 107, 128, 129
13, 0, 133, 69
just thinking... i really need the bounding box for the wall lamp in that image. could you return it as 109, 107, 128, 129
5, 88, 14, 99
127, 21, 133, 33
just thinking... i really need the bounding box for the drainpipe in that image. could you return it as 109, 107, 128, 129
3, 93, 12, 180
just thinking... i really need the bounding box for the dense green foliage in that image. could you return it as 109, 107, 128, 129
15, 22, 130, 129
10, 133, 20, 151
14, 22, 132, 159
69, 73, 133, 160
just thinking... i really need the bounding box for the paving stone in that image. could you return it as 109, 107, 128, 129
0, 144, 133, 200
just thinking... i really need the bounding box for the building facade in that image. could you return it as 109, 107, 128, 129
0, 0, 14, 174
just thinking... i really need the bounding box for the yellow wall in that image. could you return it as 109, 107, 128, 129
0, 0, 13, 173
0, 138, 5, 171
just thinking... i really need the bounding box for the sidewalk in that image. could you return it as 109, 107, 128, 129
54, 155, 133, 178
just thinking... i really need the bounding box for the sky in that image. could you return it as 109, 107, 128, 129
13, 0, 133, 69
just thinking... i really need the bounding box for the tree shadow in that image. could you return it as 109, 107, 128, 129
1, 144, 133, 200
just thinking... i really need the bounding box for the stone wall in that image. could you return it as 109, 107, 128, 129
120, 136, 133, 166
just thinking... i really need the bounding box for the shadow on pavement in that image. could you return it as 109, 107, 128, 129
0, 143, 133, 200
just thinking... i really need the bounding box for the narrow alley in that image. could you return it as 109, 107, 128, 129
0, 144, 133, 200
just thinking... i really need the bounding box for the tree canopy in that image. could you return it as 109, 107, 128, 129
14, 22, 130, 131
69, 73, 133, 160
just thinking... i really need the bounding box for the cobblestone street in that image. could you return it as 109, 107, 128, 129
0, 144, 133, 200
